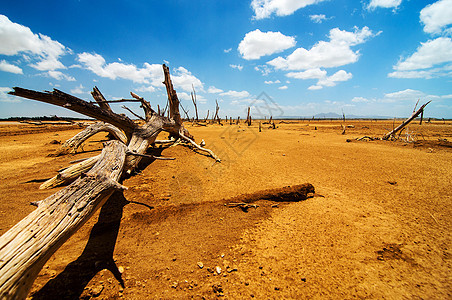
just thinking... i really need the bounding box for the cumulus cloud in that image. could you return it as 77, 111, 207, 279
46, 70, 76, 81
310, 14, 328, 24
70, 84, 86, 95
251, 0, 328, 20
268, 27, 375, 71
230, 64, 244, 71
238, 29, 296, 60
367, 0, 402, 10
286, 68, 326, 79
420, 0, 452, 34
264, 80, 281, 84
288, 69, 352, 90
208, 86, 223, 93
171, 67, 204, 92
224, 48, 232, 53
0, 15, 68, 71
77, 52, 163, 85
389, 37, 452, 78
220, 90, 251, 99
0, 87, 20, 103
0, 60, 22, 74
278, 85, 288, 90
254, 65, 273, 76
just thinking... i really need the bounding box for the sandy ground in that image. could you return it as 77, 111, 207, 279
0, 120, 451, 299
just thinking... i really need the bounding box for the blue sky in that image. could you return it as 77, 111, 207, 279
0, 0, 451, 119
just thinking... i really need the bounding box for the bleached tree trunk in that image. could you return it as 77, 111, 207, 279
0, 64, 220, 299
0, 141, 127, 300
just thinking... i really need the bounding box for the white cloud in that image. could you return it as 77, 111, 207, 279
389, 37, 452, 78
384, 89, 426, 101
0, 60, 22, 74
171, 66, 204, 92
251, 0, 328, 20
310, 14, 327, 23
0, 15, 68, 71
254, 65, 273, 75
230, 64, 244, 71
278, 85, 288, 90
351, 96, 371, 103
268, 27, 375, 70
288, 68, 352, 89
367, 0, 402, 10
238, 29, 296, 60
220, 90, 251, 99
224, 48, 232, 53
308, 85, 323, 90
286, 68, 326, 79
136, 85, 156, 93
46, 70, 76, 81
78, 52, 164, 85
264, 80, 281, 84
70, 84, 86, 95
78, 53, 203, 92
207, 86, 223, 93
420, 0, 452, 34
0, 87, 20, 103
317, 70, 352, 87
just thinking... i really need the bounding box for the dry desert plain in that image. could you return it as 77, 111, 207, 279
0, 119, 451, 299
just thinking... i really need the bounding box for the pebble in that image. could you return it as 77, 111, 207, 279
215, 266, 222, 275
118, 266, 124, 274
197, 262, 204, 269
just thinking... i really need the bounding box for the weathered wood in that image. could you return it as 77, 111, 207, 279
382, 101, 431, 140
1, 64, 222, 299
0, 141, 127, 300
51, 122, 127, 156
191, 85, 199, 122
40, 154, 100, 189
91, 86, 112, 112
9, 88, 137, 138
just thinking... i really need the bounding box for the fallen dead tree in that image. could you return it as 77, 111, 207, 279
226, 184, 315, 212
0, 64, 219, 299
382, 101, 431, 140
356, 101, 431, 142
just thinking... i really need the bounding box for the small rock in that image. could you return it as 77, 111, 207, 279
215, 266, 222, 275
220, 253, 225, 258
227, 267, 237, 273
91, 285, 104, 297
118, 266, 124, 274
49, 139, 60, 144
171, 281, 178, 288
197, 262, 204, 269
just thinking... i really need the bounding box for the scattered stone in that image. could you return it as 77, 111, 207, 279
215, 266, 222, 275
91, 285, 104, 297
387, 181, 397, 185
171, 281, 178, 288
227, 267, 237, 273
49, 139, 60, 144
212, 284, 224, 295
220, 253, 225, 258
197, 262, 204, 269
118, 266, 124, 274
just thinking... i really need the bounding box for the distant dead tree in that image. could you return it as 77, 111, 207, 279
191, 85, 199, 122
